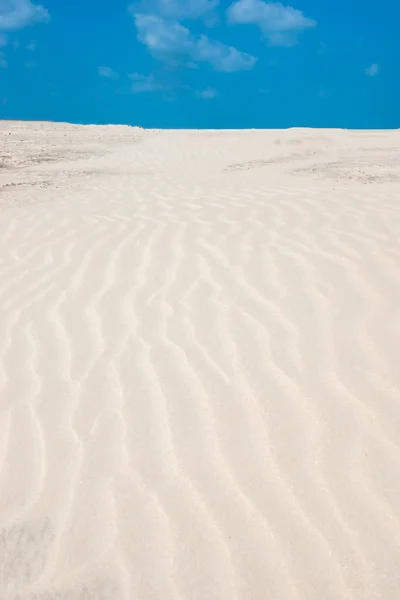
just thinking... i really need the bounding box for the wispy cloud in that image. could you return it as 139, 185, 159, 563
98, 66, 119, 79
227, 0, 316, 46
129, 0, 219, 21
0, 0, 50, 33
0, 51, 7, 68
365, 63, 378, 77
196, 87, 218, 98
134, 14, 256, 71
129, 72, 166, 93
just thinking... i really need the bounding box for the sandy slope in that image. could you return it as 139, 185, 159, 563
0, 122, 400, 600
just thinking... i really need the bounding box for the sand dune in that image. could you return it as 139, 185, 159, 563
0, 122, 400, 599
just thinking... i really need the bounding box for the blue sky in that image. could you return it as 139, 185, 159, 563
0, 0, 399, 128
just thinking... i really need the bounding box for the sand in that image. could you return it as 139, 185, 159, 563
0, 121, 399, 600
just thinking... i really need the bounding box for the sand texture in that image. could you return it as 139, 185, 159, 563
0, 122, 400, 600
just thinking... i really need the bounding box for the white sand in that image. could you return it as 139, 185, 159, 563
0, 122, 400, 600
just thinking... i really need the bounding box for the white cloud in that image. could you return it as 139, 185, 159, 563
98, 66, 119, 79
365, 63, 378, 77
129, 72, 166, 93
0, 0, 50, 32
0, 50, 7, 67
0, 32, 7, 46
26, 39, 36, 50
129, 0, 219, 21
134, 14, 256, 71
227, 0, 316, 46
196, 87, 218, 98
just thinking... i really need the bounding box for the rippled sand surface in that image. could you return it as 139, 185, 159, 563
1, 122, 400, 600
